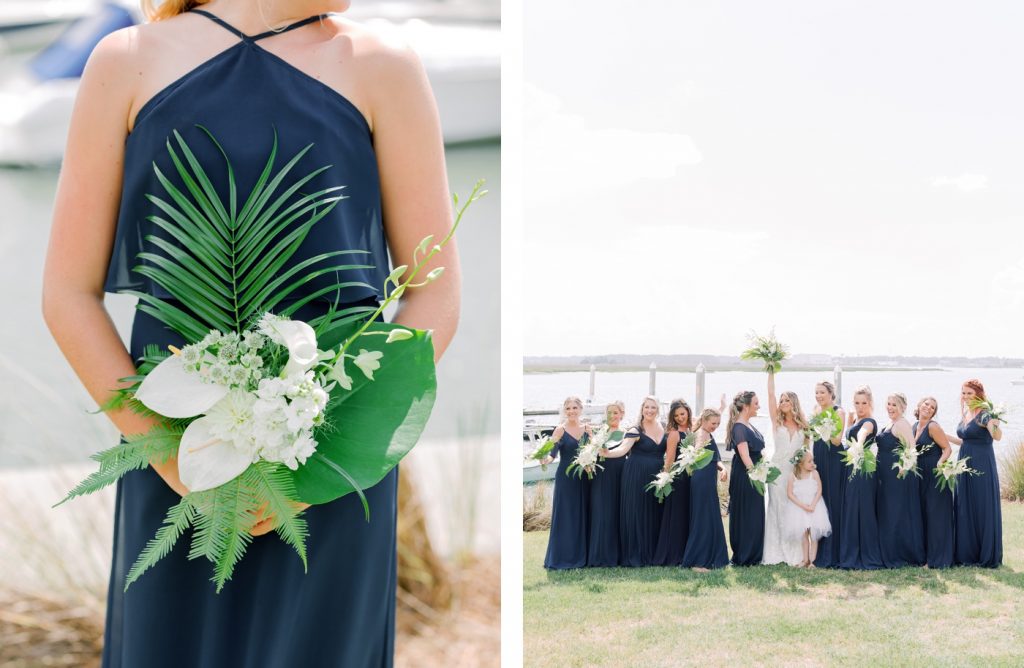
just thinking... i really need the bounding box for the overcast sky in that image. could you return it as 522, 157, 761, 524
523, 2, 1024, 358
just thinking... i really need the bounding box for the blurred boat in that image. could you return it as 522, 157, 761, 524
0, 1, 498, 166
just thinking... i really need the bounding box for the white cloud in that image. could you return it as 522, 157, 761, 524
931, 173, 989, 192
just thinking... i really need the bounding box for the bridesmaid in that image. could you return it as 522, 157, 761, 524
602, 396, 666, 567
811, 381, 846, 568
875, 393, 926, 567
587, 401, 627, 567
763, 370, 810, 566
914, 397, 954, 568
726, 390, 767, 566
653, 399, 694, 566
949, 379, 1004, 567
681, 408, 729, 571
837, 386, 884, 570
543, 396, 593, 569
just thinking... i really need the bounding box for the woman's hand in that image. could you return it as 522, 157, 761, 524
718, 468, 728, 482
250, 501, 312, 537
542, 456, 555, 466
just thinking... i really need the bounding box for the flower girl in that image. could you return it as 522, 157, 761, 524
785, 449, 832, 567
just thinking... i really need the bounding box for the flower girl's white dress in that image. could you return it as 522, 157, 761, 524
785, 475, 833, 541
762, 426, 806, 565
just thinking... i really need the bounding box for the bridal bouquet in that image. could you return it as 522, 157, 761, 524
968, 398, 1009, 424
747, 459, 781, 496
57, 126, 485, 592
739, 328, 789, 373
892, 435, 923, 479
934, 457, 980, 493
566, 432, 603, 480
842, 438, 877, 479
809, 407, 843, 443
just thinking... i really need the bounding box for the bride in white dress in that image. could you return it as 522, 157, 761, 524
762, 370, 812, 566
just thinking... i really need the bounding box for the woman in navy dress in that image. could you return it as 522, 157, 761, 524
875, 393, 925, 567
726, 391, 766, 566
837, 386, 884, 570
913, 397, 954, 568
682, 408, 729, 571
949, 379, 1004, 567
587, 401, 626, 567
45, 5, 459, 667
602, 396, 666, 567
543, 397, 593, 569
811, 381, 845, 568
653, 399, 694, 566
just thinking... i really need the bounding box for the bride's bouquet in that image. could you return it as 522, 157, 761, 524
968, 398, 1009, 424
747, 459, 781, 496
842, 438, 877, 479
892, 435, 925, 479
56, 128, 485, 592
739, 328, 789, 373
808, 407, 843, 444
934, 457, 980, 493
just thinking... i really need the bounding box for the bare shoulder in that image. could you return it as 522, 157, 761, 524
329, 17, 423, 72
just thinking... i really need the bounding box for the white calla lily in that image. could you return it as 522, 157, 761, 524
177, 415, 254, 492
135, 354, 229, 418
264, 317, 319, 377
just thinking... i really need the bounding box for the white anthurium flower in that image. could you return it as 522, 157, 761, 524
135, 353, 229, 419
262, 317, 319, 377
177, 390, 259, 492
353, 349, 384, 380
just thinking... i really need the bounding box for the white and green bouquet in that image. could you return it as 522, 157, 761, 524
934, 457, 980, 494
968, 398, 1009, 424
565, 432, 602, 480
674, 432, 715, 475
527, 434, 557, 470
892, 435, 923, 479
809, 407, 843, 443
56, 126, 485, 592
842, 438, 877, 479
739, 328, 789, 373
747, 459, 781, 496
646, 470, 677, 503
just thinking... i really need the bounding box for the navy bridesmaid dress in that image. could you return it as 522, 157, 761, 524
954, 413, 1002, 567
102, 10, 400, 667
875, 426, 926, 567
587, 439, 625, 567
544, 430, 591, 569
653, 431, 691, 566
915, 421, 953, 568
727, 423, 766, 566
813, 406, 845, 568
837, 418, 884, 570
619, 431, 667, 567
681, 435, 729, 569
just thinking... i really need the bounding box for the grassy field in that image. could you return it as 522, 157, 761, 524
524, 503, 1024, 667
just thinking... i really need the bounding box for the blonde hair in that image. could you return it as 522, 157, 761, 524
914, 396, 938, 420
888, 393, 908, 414
605, 400, 626, 423
725, 391, 756, 449
775, 391, 810, 432
142, 0, 207, 22
560, 396, 583, 419
696, 407, 721, 430
854, 385, 873, 407
817, 381, 836, 400
634, 395, 661, 435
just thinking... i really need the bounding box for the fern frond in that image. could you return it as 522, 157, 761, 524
212, 476, 259, 593
124, 495, 197, 590
244, 461, 309, 570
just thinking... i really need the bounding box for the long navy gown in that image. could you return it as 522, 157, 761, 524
653, 431, 691, 566
837, 418, 884, 570
681, 435, 729, 569
875, 426, 925, 567
954, 413, 1002, 567
544, 431, 591, 569
727, 423, 766, 566
587, 438, 625, 567
915, 420, 953, 568
813, 406, 845, 568
102, 10, 400, 667
619, 431, 667, 567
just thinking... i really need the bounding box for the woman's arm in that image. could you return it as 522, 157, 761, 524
832, 408, 846, 445
367, 38, 460, 362
766, 371, 779, 425
945, 432, 963, 446
928, 422, 953, 464
541, 426, 566, 465
988, 416, 1003, 441
736, 441, 753, 470
663, 430, 680, 472
602, 433, 638, 459
42, 31, 189, 498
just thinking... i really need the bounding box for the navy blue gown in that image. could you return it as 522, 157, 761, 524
727, 423, 766, 566
915, 420, 954, 568
681, 435, 728, 569
837, 418, 884, 570
875, 425, 925, 567
102, 10, 399, 667
587, 439, 625, 567
544, 430, 591, 569
619, 431, 667, 567
653, 431, 691, 566
812, 406, 845, 568
954, 413, 1002, 568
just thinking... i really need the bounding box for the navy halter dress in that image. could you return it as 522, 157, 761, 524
812, 406, 845, 568
102, 10, 397, 667
875, 425, 925, 567
837, 418, 883, 570
954, 413, 1002, 567
914, 420, 953, 568
619, 431, 666, 566
681, 434, 728, 569
727, 422, 766, 566
544, 430, 591, 569
653, 430, 691, 566
587, 434, 625, 567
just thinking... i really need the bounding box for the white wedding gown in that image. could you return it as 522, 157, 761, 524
762, 425, 807, 565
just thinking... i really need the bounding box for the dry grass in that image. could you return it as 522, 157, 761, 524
523, 481, 551, 532
1000, 438, 1024, 502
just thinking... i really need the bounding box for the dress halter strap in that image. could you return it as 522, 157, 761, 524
190, 9, 327, 43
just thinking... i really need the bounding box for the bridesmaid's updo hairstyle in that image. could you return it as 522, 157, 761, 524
853, 385, 873, 407
605, 400, 626, 423
817, 381, 837, 400
888, 393, 908, 414
667, 398, 693, 432
725, 391, 756, 449
963, 379, 987, 402
560, 396, 583, 420
634, 395, 661, 435
143, 0, 207, 21
914, 396, 938, 419
696, 407, 721, 431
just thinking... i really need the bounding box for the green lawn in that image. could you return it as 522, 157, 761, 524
524, 503, 1024, 667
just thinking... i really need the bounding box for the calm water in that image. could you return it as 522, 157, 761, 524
524, 367, 1024, 457
0, 141, 499, 468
